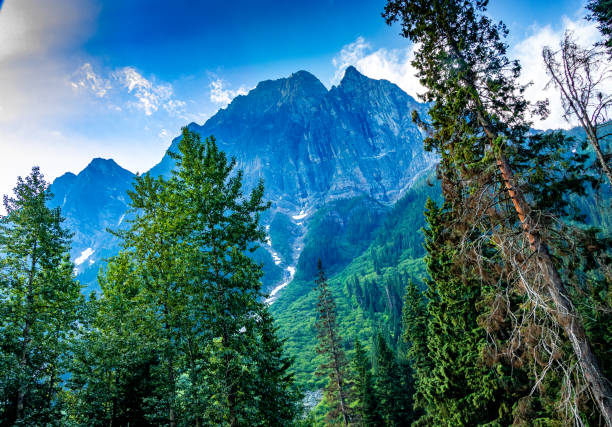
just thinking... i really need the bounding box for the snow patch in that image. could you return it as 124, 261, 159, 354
265, 266, 296, 305
75, 248, 94, 266
292, 209, 308, 220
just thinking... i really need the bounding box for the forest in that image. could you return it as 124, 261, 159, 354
1, 0, 612, 425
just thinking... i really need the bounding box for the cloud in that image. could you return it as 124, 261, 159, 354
209, 78, 248, 106
70, 63, 187, 117
113, 67, 174, 116
332, 37, 425, 99
71, 63, 111, 98
511, 14, 607, 130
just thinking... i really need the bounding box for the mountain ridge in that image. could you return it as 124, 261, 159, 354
50, 66, 436, 294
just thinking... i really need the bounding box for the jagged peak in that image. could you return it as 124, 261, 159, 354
340, 65, 366, 83
80, 157, 134, 178
56, 171, 77, 181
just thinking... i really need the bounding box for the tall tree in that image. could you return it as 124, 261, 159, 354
587, 0, 612, 53
543, 32, 612, 187
351, 339, 381, 426
383, 1, 612, 423
0, 167, 82, 426
65, 128, 300, 426
315, 260, 351, 426
401, 280, 430, 423
373, 333, 413, 426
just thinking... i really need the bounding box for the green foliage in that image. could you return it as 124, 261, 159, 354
315, 261, 351, 426
64, 129, 301, 426
373, 333, 414, 426
588, 0, 612, 52
271, 172, 440, 391
296, 197, 387, 281
350, 339, 381, 426
0, 167, 82, 426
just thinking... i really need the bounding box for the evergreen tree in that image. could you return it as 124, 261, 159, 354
587, 0, 612, 53
315, 260, 351, 426
351, 339, 381, 426
252, 309, 302, 426
383, 0, 612, 422
0, 167, 82, 426
401, 280, 430, 422
411, 198, 528, 425
64, 254, 158, 426
64, 129, 300, 426
373, 333, 413, 426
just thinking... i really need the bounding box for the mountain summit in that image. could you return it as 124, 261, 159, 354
151, 66, 434, 210
53, 67, 435, 292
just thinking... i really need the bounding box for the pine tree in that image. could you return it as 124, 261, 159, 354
252, 309, 302, 426
0, 167, 82, 426
401, 280, 430, 422
587, 0, 612, 53
315, 260, 351, 426
373, 333, 413, 426
383, 1, 612, 422
64, 128, 300, 426
351, 339, 381, 426
410, 198, 526, 425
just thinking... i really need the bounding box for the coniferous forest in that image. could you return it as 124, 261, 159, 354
1, 0, 611, 425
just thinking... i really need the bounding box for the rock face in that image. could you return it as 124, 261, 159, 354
151, 66, 433, 212
49, 158, 135, 293
51, 67, 435, 292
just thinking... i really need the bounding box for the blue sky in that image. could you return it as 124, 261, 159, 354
0, 0, 605, 200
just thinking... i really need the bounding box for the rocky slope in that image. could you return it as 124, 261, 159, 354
51, 66, 436, 294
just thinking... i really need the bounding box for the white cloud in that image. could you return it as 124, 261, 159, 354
332, 36, 425, 99
511, 14, 607, 130
113, 67, 174, 116
209, 78, 248, 106
70, 63, 187, 117
71, 63, 111, 97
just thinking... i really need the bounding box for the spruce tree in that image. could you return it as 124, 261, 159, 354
351, 339, 381, 426
587, 0, 612, 53
315, 260, 351, 426
383, 1, 612, 422
401, 280, 430, 422
65, 128, 299, 426
0, 167, 82, 426
373, 333, 413, 426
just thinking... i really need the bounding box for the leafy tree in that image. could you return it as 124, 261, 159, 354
0, 167, 82, 426
315, 260, 351, 426
383, 0, 612, 422
64, 254, 158, 426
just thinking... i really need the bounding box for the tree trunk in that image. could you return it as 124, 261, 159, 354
17, 240, 37, 421
496, 152, 612, 426
475, 101, 612, 424
325, 303, 349, 427
584, 124, 612, 191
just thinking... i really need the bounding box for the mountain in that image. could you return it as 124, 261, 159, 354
51, 66, 436, 295
49, 158, 135, 293
152, 67, 432, 211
